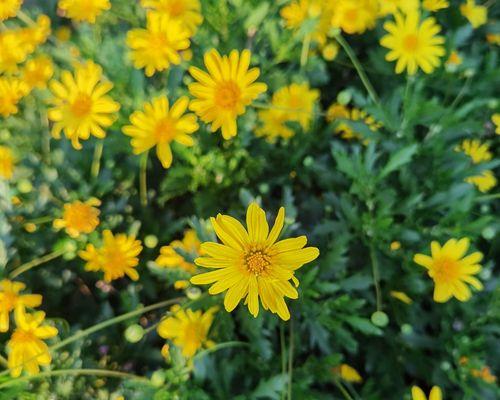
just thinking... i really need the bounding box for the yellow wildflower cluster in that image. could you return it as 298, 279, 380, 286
458, 139, 497, 193
156, 229, 201, 273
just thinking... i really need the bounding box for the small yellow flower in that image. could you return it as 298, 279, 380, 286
327, 103, 381, 140
390, 290, 413, 304
423, 0, 449, 12
161, 343, 170, 360
458, 139, 492, 164
79, 230, 143, 282
53, 198, 101, 238
330, 0, 379, 35
486, 33, 500, 45
471, 366, 497, 384
0, 145, 15, 180
140, 0, 203, 35
7, 305, 58, 377
48, 61, 120, 150
190, 203, 319, 321
174, 280, 190, 290
0, 280, 42, 332
0, 0, 22, 21
157, 305, 217, 358
492, 114, 500, 135
380, 12, 445, 75
256, 109, 294, 142
0, 77, 28, 117
411, 386, 442, 400
21, 56, 54, 91
414, 238, 483, 303
55, 26, 72, 42
377, 0, 419, 16
156, 229, 201, 273
126, 12, 191, 77
188, 49, 267, 139
333, 364, 363, 383
390, 241, 401, 251
58, 0, 111, 23
445, 51, 462, 67
466, 170, 497, 193
322, 42, 339, 61
460, 0, 487, 29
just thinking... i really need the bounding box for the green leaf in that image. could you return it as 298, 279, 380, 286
251, 374, 288, 399
379, 144, 418, 179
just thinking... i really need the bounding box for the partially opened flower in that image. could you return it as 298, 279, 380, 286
58, 0, 111, 23
413, 238, 483, 302
0, 280, 42, 332
0, 0, 22, 21
53, 198, 101, 238
460, 0, 487, 28
188, 49, 267, 139
0, 145, 15, 179
140, 0, 203, 35
0, 77, 28, 117
190, 203, 319, 320
7, 305, 58, 377
48, 61, 120, 149
411, 386, 443, 400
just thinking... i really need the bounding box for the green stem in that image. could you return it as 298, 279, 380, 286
24, 216, 53, 225
300, 34, 312, 68
280, 323, 287, 400
287, 318, 294, 400
0, 369, 148, 389
334, 378, 355, 400
369, 243, 382, 312
475, 193, 500, 202
334, 33, 380, 105
0, 355, 8, 368
192, 341, 249, 361
91, 141, 104, 179
140, 152, 149, 207
9, 249, 65, 279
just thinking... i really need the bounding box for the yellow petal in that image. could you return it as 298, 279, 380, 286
411, 386, 427, 400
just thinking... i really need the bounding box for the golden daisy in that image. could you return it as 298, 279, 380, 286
413, 238, 483, 303
0, 280, 42, 332
0, 0, 22, 21
140, 0, 203, 35
53, 198, 101, 238
0, 145, 15, 180
458, 139, 492, 164
492, 114, 500, 135
48, 60, 120, 150
466, 170, 497, 193
126, 11, 191, 77
188, 49, 267, 139
423, 0, 449, 12
0, 77, 28, 117
330, 0, 379, 35
122, 96, 198, 169
21, 56, 54, 91
380, 12, 445, 75
411, 386, 443, 400
79, 230, 143, 282
156, 229, 201, 273
157, 305, 217, 358
333, 364, 363, 383
7, 305, 58, 378
460, 0, 487, 29
190, 203, 319, 321
58, 0, 111, 23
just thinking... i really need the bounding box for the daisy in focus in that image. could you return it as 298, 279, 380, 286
140, 0, 203, 35
190, 203, 319, 320
156, 229, 201, 273
0, 280, 42, 332
0, 145, 15, 179
188, 49, 267, 140
58, 0, 111, 23
380, 12, 445, 75
48, 61, 120, 150
7, 305, 58, 377
413, 238, 483, 302
411, 386, 443, 400
122, 96, 198, 169
53, 198, 101, 238
460, 0, 487, 28
79, 230, 143, 282
0, 0, 22, 21
157, 305, 217, 358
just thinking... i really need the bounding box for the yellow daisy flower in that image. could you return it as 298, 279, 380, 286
188, 49, 267, 139
0, 280, 42, 332
460, 0, 487, 29
330, 0, 379, 35
466, 170, 497, 193
190, 203, 319, 321
256, 109, 294, 141
53, 198, 101, 238
411, 386, 443, 400
0, 0, 22, 21
0, 77, 28, 117
157, 305, 217, 358
423, 0, 449, 12
381, 11, 445, 75
7, 305, 58, 378
140, 0, 203, 35
122, 96, 198, 169
79, 230, 143, 282
389, 290, 413, 304
0, 30, 27, 73
48, 60, 120, 150
58, 0, 111, 23
21, 56, 54, 91
333, 363, 363, 383
156, 229, 201, 273
413, 238, 483, 303
126, 12, 191, 77
492, 114, 500, 134
458, 139, 492, 164
0, 146, 15, 180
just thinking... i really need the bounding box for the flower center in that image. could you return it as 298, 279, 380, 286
345, 9, 358, 21
403, 34, 419, 51
432, 257, 459, 283
65, 204, 95, 231
215, 81, 241, 110
71, 94, 92, 117
183, 322, 203, 345
11, 329, 36, 344
164, 0, 185, 17
244, 250, 271, 275
154, 117, 177, 143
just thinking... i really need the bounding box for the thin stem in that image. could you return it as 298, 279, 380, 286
9, 249, 65, 279
91, 141, 104, 179
280, 323, 287, 400
0, 368, 148, 389
140, 152, 149, 207
192, 341, 249, 361
300, 34, 312, 68
334, 378, 355, 400
0, 354, 8, 368
475, 193, 500, 202
334, 33, 380, 105
369, 243, 382, 312
16, 10, 36, 27
24, 216, 53, 225
287, 318, 294, 400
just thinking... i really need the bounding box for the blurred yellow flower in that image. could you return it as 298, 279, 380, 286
48, 61, 120, 150
79, 230, 143, 282
377, 0, 419, 16
126, 12, 190, 77
23, 14, 51, 47
140, 0, 203, 35
174, 280, 190, 290
492, 114, 500, 134
256, 109, 294, 141
381, 12, 445, 75
188, 49, 267, 139
471, 366, 497, 384
486, 33, 500, 45
191, 203, 319, 320
122, 96, 198, 169
0, 145, 15, 180
445, 51, 462, 66
390, 290, 413, 304
466, 170, 497, 193
390, 241, 401, 251
333, 363, 363, 383
0, 30, 26, 73
414, 238, 483, 302
7, 305, 58, 377
411, 386, 442, 400
156, 229, 201, 273
322, 42, 339, 61
21, 56, 54, 91
458, 139, 492, 164
0, 280, 42, 332
157, 305, 217, 358
326, 103, 381, 140
58, 0, 111, 23
53, 198, 101, 238
55, 26, 72, 42
0, 0, 22, 21
460, 0, 487, 28
0, 77, 28, 117
423, 0, 449, 12
331, 0, 379, 35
